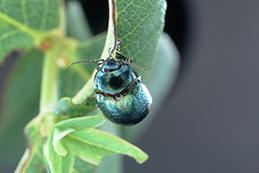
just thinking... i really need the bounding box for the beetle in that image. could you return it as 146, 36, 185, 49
70, 47, 152, 126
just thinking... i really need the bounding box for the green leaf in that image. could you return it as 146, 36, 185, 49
54, 115, 106, 129
51, 97, 97, 118
72, 156, 96, 173
45, 115, 106, 172
15, 117, 45, 173
44, 129, 74, 173
116, 0, 166, 76
94, 121, 123, 173
53, 128, 74, 156
63, 128, 148, 165
16, 141, 45, 173
0, 21, 105, 172
0, 0, 61, 31
0, 49, 43, 169
0, 0, 61, 62
51, 115, 106, 156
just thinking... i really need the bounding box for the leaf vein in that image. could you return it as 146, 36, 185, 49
0, 12, 38, 38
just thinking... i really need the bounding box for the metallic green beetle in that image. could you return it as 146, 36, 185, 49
93, 55, 152, 126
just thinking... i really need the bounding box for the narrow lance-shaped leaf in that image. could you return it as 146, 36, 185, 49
51, 115, 106, 156
53, 128, 75, 156
44, 129, 74, 173
53, 115, 106, 129
51, 115, 106, 155
46, 115, 106, 172
50, 116, 147, 168
62, 128, 148, 165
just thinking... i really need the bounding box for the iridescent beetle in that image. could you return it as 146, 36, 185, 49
70, 41, 152, 126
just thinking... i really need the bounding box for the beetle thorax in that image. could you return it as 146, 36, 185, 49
94, 60, 137, 94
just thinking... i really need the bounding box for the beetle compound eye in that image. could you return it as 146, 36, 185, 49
109, 76, 125, 90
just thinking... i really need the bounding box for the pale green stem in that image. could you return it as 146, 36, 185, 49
40, 42, 59, 113
100, 0, 117, 60
39, 0, 65, 113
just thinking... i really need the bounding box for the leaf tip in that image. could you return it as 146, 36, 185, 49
53, 141, 68, 156
53, 129, 75, 156
137, 153, 149, 164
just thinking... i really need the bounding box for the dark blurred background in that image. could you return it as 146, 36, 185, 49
124, 0, 259, 173
2, 0, 259, 172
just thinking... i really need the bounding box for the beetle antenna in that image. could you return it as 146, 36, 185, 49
69, 59, 104, 66
128, 63, 148, 72
118, 59, 147, 72
116, 52, 147, 72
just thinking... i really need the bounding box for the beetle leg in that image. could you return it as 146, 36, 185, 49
116, 52, 130, 62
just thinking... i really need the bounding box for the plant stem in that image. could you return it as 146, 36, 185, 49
100, 0, 117, 60
40, 41, 59, 113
